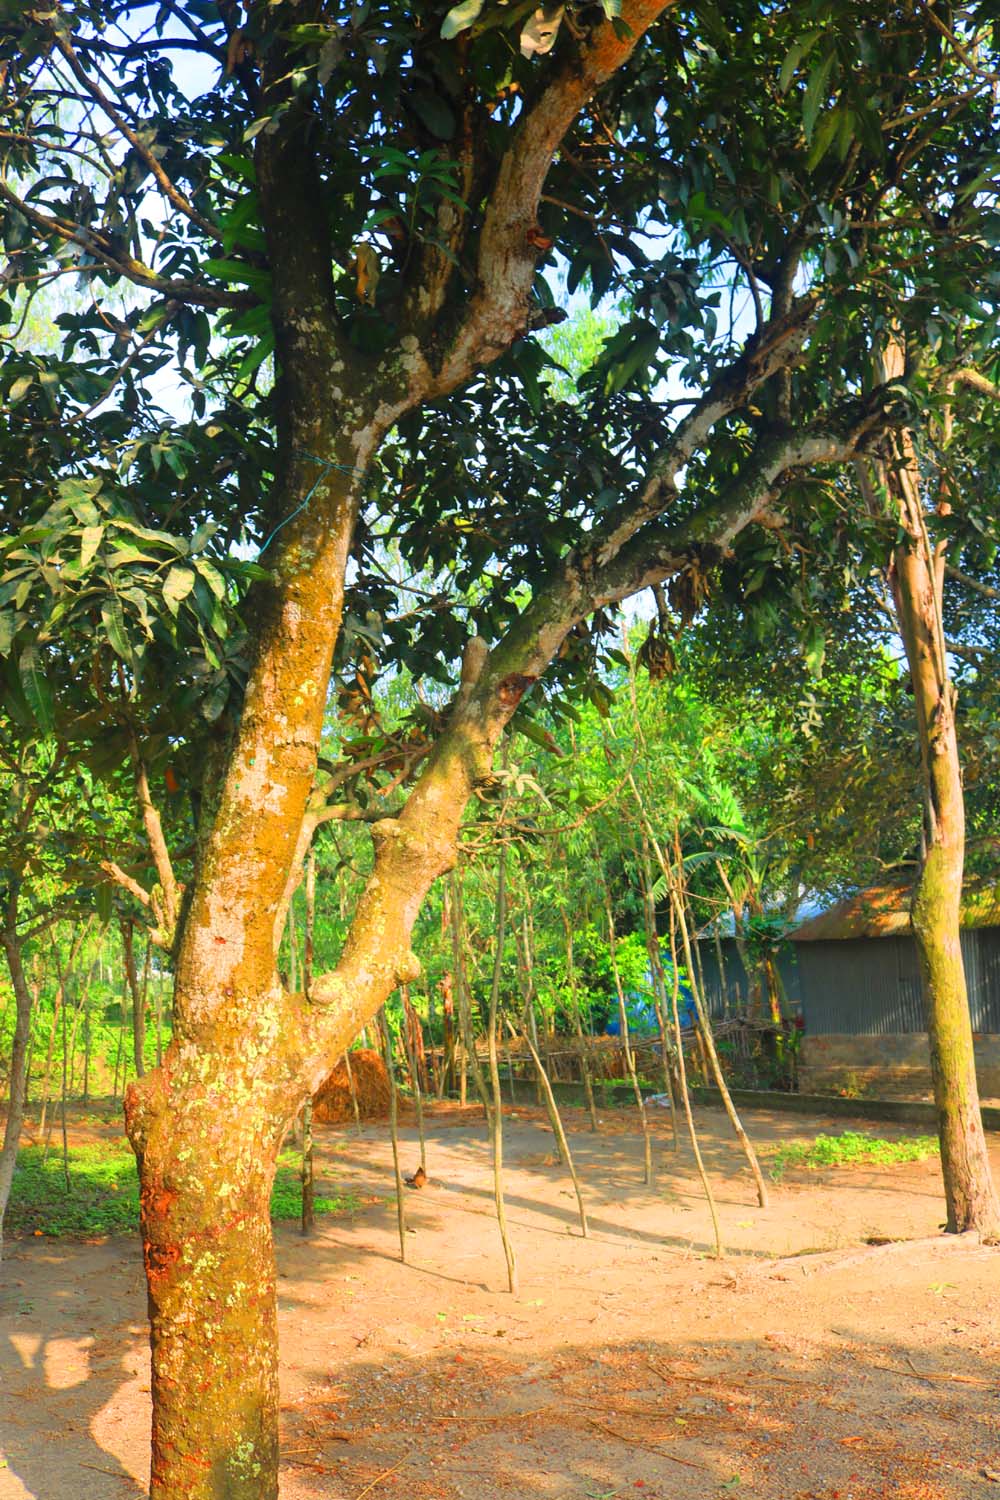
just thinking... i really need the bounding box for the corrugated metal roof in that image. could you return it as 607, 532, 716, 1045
792, 875, 1000, 942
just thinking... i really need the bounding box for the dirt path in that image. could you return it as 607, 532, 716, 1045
2, 1101, 999, 1499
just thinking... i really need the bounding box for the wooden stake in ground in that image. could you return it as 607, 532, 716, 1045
401, 984, 427, 1174
487, 842, 518, 1294
631, 780, 769, 1211
510, 1017, 588, 1238
667, 905, 723, 1258
380, 1007, 407, 1263
634, 839, 679, 1150
450, 870, 492, 1121
669, 860, 769, 1210
343, 1046, 363, 1136
563, 913, 599, 1132
605, 894, 653, 1186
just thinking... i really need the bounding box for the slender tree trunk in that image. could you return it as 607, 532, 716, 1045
563, 916, 599, 1131
301, 851, 316, 1234
402, 985, 427, 1173
634, 842, 679, 1149
343, 1046, 363, 1136
0, 894, 33, 1255
122, 920, 146, 1080
513, 1017, 588, 1237
872, 399, 1000, 1236
451, 871, 491, 1119
487, 843, 518, 1294
380, 1008, 407, 1263
667, 905, 723, 1258
713, 924, 730, 1017
605, 894, 653, 1186
670, 880, 769, 1210
637, 806, 768, 1209
59, 967, 70, 1190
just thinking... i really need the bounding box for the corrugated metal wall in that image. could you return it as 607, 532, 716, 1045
799, 928, 1000, 1035
695, 939, 801, 1020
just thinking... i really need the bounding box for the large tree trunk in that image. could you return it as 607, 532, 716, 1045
873, 351, 1000, 1236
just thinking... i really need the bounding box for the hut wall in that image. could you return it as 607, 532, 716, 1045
695, 939, 800, 1019
798, 929, 1000, 1037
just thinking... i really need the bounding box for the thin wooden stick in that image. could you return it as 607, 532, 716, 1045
605, 894, 653, 1186
380, 1007, 407, 1263
343, 1046, 363, 1135
563, 913, 599, 1132
487, 844, 518, 1295
402, 985, 426, 1173
355, 1453, 411, 1499
667, 903, 723, 1258
509, 1016, 588, 1238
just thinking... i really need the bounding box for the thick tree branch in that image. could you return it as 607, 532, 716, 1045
587, 297, 818, 572
391, 0, 676, 398
303, 402, 886, 1075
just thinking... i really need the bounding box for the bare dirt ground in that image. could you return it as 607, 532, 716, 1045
2, 1099, 999, 1500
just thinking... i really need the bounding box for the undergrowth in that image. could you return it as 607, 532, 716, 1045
770, 1130, 937, 1181
7, 1142, 357, 1238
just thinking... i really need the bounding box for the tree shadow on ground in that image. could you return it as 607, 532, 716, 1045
0, 1236, 148, 1498
281, 1325, 996, 1499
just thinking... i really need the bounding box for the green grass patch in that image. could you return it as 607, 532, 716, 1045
770, 1130, 938, 1181
7, 1142, 357, 1239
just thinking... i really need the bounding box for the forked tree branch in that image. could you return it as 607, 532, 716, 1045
302, 401, 888, 1077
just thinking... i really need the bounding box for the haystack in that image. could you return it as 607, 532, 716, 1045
311, 1048, 390, 1123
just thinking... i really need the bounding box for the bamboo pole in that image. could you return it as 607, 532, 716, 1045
380, 1007, 407, 1263
563, 914, 599, 1132
510, 1017, 588, 1238
605, 894, 653, 1187
402, 985, 426, 1174
343, 1046, 363, 1135
667, 904, 723, 1257
487, 843, 518, 1294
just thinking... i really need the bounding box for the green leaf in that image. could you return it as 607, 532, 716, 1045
802, 53, 835, 143
0, 612, 17, 657
410, 91, 456, 141
162, 565, 196, 616
803, 627, 826, 678
203, 258, 273, 296
107, 543, 158, 567
79, 526, 104, 570
101, 597, 133, 664
9, 374, 36, 404
440, 0, 484, 40
18, 644, 54, 733
778, 28, 823, 93
194, 558, 226, 601
806, 107, 840, 170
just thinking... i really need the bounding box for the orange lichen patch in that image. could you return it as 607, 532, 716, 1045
311, 1048, 390, 1123
142, 1186, 179, 1219
497, 673, 537, 708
